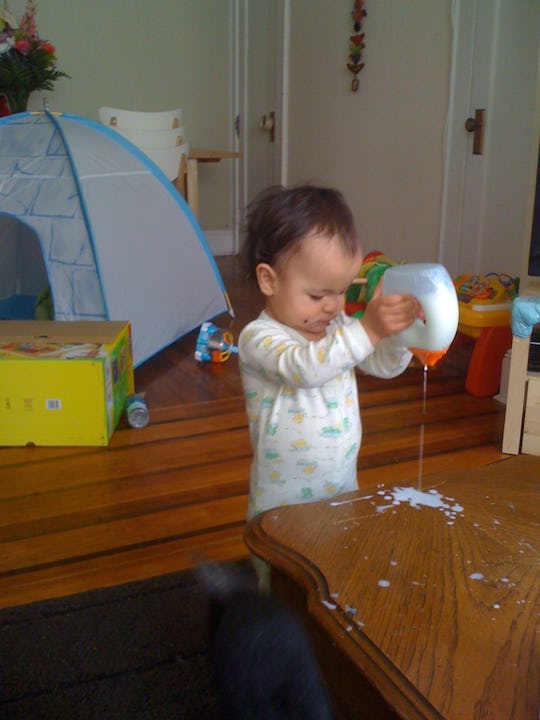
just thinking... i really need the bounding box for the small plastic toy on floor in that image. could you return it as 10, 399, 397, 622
195, 322, 238, 363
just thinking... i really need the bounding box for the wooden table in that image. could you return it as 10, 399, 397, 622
176, 148, 241, 219
245, 455, 540, 720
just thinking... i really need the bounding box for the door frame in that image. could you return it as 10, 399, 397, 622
230, 0, 290, 254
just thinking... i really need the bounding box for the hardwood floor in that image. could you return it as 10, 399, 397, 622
0, 256, 507, 609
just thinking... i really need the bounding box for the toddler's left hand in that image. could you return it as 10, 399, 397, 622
360, 283, 422, 346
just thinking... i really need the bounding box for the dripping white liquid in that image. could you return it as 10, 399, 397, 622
418, 365, 428, 489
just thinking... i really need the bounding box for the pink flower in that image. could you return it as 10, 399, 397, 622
19, 1, 37, 40
14, 39, 30, 55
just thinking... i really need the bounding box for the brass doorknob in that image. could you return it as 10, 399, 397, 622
259, 113, 275, 132
259, 111, 275, 143
464, 109, 485, 155
465, 117, 479, 132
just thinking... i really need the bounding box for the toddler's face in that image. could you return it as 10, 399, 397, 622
259, 232, 363, 341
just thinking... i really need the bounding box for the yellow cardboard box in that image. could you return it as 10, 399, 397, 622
0, 321, 134, 446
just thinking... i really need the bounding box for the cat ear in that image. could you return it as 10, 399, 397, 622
196, 561, 255, 600
196, 561, 234, 599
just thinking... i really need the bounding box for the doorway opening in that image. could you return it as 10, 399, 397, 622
232, 0, 289, 253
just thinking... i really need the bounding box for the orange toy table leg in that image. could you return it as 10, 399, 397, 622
465, 325, 513, 397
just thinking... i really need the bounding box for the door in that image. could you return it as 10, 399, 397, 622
438, 0, 540, 278
233, 0, 288, 252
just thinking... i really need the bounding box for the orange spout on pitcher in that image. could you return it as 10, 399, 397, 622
409, 347, 449, 368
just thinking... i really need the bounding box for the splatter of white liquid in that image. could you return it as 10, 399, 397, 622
321, 599, 337, 610
469, 572, 484, 581
375, 486, 464, 522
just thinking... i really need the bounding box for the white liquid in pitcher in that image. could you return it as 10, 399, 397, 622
382, 263, 459, 352
400, 288, 459, 351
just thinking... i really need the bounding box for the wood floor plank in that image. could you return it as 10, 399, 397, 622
1, 494, 248, 575
148, 396, 247, 423
362, 392, 502, 432
0, 427, 252, 498
359, 412, 504, 467
0, 457, 251, 528
0, 458, 251, 535
357, 445, 507, 489
0, 404, 248, 468
0, 525, 248, 609
357, 373, 466, 406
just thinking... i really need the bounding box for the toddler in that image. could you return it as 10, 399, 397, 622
239, 185, 420, 566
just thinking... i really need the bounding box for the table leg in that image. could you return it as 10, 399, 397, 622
502, 335, 531, 454
174, 153, 187, 198
186, 157, 199, 218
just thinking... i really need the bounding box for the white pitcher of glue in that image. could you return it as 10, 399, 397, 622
381, 263, 459, 366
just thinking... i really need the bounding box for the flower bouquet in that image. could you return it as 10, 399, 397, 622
0, 0, 68, 114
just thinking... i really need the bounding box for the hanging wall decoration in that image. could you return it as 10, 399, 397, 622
347, 0, 366, 92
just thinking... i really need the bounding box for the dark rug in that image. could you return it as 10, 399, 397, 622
0, 560, 256, 719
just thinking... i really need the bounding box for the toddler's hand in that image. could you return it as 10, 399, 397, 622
360, 282, 423, 346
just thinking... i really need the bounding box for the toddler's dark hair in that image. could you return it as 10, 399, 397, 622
243, 184, 360, 278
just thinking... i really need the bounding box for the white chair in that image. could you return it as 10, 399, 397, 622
98, 106, 189, 192
99, 107, 182, 131
109, 126, 186, 149
99, 106, 241, 219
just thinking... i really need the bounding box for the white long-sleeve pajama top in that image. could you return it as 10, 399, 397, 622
239, 310, 412, 519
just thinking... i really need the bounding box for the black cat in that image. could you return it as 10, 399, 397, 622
199, 562, 334, 720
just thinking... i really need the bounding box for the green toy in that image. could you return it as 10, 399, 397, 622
345, 251, 398, 317
35, 286, 54, 320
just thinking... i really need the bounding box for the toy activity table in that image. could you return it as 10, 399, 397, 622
453, 274, 516, 397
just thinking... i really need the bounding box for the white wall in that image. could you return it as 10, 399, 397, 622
12, 1, 535, 271
286, 0, 452, 263
8, 0, 233, 231
6, 1, 451, 260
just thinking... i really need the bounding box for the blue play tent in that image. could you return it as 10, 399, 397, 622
0, 111, 231, 366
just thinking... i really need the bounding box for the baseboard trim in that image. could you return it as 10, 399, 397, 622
204, 229, 234, 256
